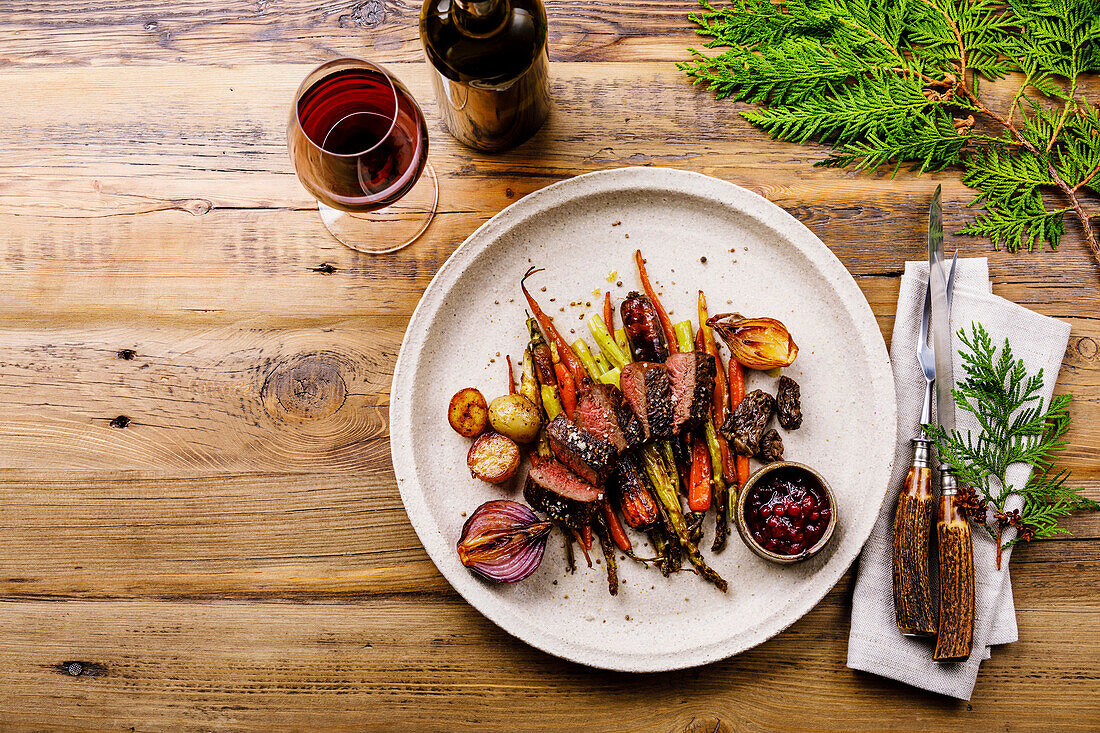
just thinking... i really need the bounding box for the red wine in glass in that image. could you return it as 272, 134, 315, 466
288, 58, 437, 253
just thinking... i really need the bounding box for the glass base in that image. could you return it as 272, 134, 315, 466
317, 159, 438, 254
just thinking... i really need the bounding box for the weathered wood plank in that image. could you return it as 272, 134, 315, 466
0, 470, 1093, 602
0, 0, 702, 67
0, 561, 1095, 731
2, 1, 1098, 726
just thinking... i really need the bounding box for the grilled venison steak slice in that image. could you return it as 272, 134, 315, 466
666, 351, 717, 433
610, 457, 659, 529
573, 378, 628, 454
546, 414, 616, 484
619, 362, 674, 440
524, 459, 601, 531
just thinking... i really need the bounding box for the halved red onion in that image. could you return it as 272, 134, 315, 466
457, 500, 553, 583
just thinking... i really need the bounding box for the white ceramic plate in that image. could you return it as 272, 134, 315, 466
390, 167, 896, 672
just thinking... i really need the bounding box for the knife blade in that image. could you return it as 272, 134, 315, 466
929, 187, 955, 437
927, 190, 974, 663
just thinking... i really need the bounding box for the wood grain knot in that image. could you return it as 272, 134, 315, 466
261, 353, 348, 421
116, 349, 137, 360
109, 415, 131, 429
339, 0, 385, 27
55, 661, 107, 678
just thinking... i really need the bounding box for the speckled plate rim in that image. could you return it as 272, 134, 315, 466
390, 166, 897, 672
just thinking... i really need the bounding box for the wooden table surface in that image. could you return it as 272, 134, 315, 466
2, 2, 1098, 730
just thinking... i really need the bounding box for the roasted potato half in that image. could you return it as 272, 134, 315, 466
467, 432, 521, 484
488, 394, 541, 444
448, 387, 488, 438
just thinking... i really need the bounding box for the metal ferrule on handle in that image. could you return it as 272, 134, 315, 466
934, 468, 975, 662
892, 435, 937, 637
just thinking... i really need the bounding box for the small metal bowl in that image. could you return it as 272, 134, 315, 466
735, 461, 837, 565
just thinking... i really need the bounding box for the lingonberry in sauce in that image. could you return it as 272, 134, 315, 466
744, 466, 831, 556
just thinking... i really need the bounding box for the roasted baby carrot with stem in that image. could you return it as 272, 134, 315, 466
688, 434, 712, 512
603, 291, 615, 335
506, 355, 517, 395
633, 250, 678, 351
591, 513, 620, 596
521, 267, 587, 381
600, 500, 632, 552
554, 362, 576, 418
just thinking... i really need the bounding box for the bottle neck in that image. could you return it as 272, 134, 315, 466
453, 0, 508, 36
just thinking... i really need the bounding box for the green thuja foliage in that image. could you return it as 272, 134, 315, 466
680, 0, 1100, 265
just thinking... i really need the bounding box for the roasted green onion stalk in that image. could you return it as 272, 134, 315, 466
640, 445, 728, 592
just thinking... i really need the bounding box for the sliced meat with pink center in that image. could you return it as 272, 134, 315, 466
573, 377, 628, 454
666, 351, 717, 434
525, 459, 602, 531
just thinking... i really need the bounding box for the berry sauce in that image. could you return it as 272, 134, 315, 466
745, 466, 831, 556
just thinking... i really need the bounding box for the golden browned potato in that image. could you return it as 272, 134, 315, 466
448, 387, 488, 438
488, 394, 541, 444
466, 432, 521, 484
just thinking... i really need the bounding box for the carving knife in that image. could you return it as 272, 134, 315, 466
892, 186, 943, 636
930, 200, 974, 663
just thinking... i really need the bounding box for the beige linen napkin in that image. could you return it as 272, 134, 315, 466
847, 257, 1071, 699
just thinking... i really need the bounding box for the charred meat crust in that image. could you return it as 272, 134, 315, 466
642, 364, 674, 439
776, 375, 803, 430
720, 389, 776, 457
620, 362, 674, 440
546, 414, 616, 484
610, 457, 659, 529
605, 383, 646, 448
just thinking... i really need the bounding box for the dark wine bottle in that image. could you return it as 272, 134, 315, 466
420, 0, 550, 152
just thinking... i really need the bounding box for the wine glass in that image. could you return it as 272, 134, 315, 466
288, 57, 438, 254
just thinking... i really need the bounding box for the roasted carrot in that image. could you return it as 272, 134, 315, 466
633, 250, 678, 351
728, 358, 751, 485
699, 304, 738, 486
688, 434, 712, 512
581, 524, 593, 555
603, 291, 615, 335
521, 267, 587, 381
554, 362, 577, 418
600, 501, 632, 552
506, 355, 517, 395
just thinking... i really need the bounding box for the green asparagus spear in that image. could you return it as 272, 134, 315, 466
640, 445, 728, 592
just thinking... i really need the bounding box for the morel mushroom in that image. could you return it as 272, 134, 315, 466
759, 429, 784, 463
776, 375, 803, 430
719, 389, 776, 457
